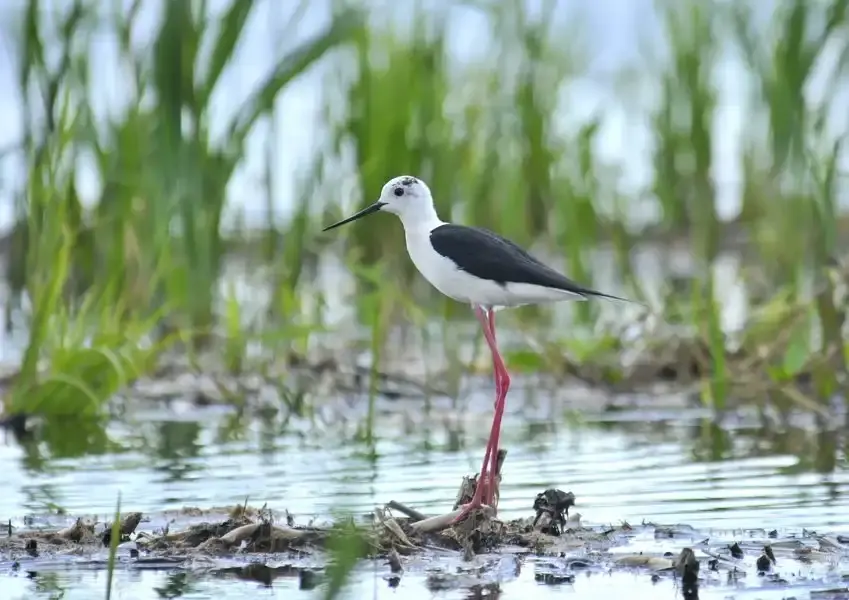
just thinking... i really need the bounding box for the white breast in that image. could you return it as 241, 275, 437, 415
405, 228, 470, 302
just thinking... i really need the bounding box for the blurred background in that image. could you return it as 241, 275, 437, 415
0, 0, 848, 597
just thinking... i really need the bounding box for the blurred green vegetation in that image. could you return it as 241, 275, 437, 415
0, 0, 847, 449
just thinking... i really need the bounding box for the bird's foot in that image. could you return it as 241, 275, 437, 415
451, 499, 492, 525
451, 478, 496, 524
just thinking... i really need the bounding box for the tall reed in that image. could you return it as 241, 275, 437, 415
2, 0, 848, 425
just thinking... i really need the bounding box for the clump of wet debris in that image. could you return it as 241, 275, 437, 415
3, 450, 849, 597
0, 450, 597, 564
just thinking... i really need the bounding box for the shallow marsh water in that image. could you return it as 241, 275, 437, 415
1, 246, 849, 599
2, 377, 849, 599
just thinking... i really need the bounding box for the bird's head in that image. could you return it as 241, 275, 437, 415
322, 175, 435, 231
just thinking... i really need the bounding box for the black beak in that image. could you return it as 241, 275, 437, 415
322, 201, 386, 232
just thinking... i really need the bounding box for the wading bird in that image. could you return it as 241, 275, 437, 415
323, 176, 629, 522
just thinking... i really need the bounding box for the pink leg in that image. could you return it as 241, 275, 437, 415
489, 309, 510, 508
484, 308, 509, 508
453, 305, 511, 523
486, 309, 500, 395
480, 308, 501, 504
454, 308, 497, 519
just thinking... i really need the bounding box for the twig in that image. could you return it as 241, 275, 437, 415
386, 501, 428, 522
373, 509, 417, 549
219, 523, 307, 546
409, 506, 495, 534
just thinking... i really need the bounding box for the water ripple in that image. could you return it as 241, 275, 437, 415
3, 399, 847, 538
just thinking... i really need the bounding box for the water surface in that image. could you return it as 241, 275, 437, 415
2, 380, 848, 599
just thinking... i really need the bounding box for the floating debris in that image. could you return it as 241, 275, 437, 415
2, 448, 849, 599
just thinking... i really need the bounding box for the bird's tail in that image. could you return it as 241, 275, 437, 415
583, 289, 644, 306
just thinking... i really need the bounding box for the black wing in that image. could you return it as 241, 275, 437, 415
429, 224, 628, 301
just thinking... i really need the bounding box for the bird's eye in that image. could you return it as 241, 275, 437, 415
393, 188, 404, 197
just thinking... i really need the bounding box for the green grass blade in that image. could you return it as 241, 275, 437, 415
200, 0, 255, 108
105, 492, 122, 600
226, 8, 363, 151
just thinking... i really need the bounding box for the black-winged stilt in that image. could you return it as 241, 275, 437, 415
323, 175, 629, 522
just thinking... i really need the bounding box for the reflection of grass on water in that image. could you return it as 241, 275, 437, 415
0, 0, 847, 479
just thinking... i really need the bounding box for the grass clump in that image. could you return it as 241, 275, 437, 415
1, 0, 363, 451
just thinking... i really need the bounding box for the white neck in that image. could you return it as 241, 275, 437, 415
397, 202, 444, 234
